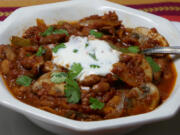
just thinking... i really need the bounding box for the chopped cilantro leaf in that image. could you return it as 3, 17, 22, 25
109, 44, 120, 51
26, 54, 31, 57
41, 26, 54, 37
90, 64, 100, 68
36, 46, 46, 56
85, 43, 89, 48
119, 48, 129, 53
88, 52, 98, 61
68, 63, 83, 79
52, 43, 66, 53
119, 46, 140, 53
127, 46, 140, 53
16, 75, 32, 86
145, 56, 161, 72
73, 49, 78, 53
65, 78, 81, 103
64, 63, 83, 104
89, 97, 104, 110
53, 29, 69, 36
41, 26, 69, 37
89, 30, 103, 38
50, 64, 82, 103
51, 72, 67, 83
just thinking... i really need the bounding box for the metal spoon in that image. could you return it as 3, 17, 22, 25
142, 46, 180, 54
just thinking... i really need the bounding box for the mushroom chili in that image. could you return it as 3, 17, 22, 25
0, 12, 177, 121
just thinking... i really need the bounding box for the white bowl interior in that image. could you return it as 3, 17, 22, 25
0, 0, 180, 131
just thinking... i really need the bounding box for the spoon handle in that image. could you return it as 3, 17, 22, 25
142, 46, 180, 54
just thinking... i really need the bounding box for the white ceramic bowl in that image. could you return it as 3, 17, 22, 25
0, 0, 180, 135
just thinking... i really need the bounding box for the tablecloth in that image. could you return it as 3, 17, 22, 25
0, 0, 180, 22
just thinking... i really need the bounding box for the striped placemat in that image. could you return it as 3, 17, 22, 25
0, 0, 180, 22
128, 2, 180, 21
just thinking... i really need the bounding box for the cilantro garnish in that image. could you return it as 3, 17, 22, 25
127, 46, 140, 53
73, 49, 78, 53
85, 43, 89, 48
64, 63, 83, 103
145, 56, 161, 72
36, 46, 46, 56
110, 44, 139, 53
88, 52, 98, 61
109, 44, 120, 51
90, 64, 100, 68
89, 30, 103, 38
16, 75, 32, 86
119, 46, 140, 53
119, 48, 130, 53
51, 72, 67, 83
41, 26, 54, 37
26, 54, 31, 57
41, 26, 69, 37
65, 78, 81, 103
68, 63, 83, 79
50, 63, 83, 103
89, 97, 104, 110
52, 43, 66, 53
52, 29, 69, 36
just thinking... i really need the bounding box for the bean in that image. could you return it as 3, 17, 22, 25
92, 81, 110, 92
1, 59, 10, 74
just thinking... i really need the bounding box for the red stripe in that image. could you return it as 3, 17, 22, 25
0, 7, 18, 12
127, 2, 180, 17
0, 7, 18, 21
0, 16, 6, 21
127, 2, 180, 9
160, 15, 180, 22
153, 11, 180, 16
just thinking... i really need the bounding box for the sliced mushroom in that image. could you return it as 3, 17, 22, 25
32, 72, 65, 96
126, 83, 159, 115
127, 53, 152, 81
141, 57, 153, 81
112, 53, 152, 86
103, 91, 126, 119
132, 27, 169, 47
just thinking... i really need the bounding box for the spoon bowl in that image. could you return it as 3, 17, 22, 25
143, 46, 180, 54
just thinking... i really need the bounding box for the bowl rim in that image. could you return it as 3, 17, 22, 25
0, 0, 180, 131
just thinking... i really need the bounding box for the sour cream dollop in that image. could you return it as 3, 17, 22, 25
52, 36, 121, 80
